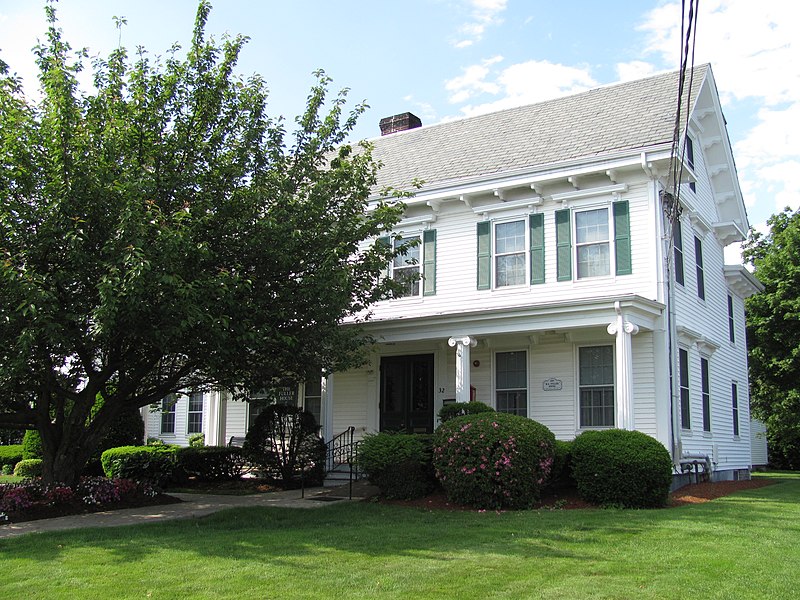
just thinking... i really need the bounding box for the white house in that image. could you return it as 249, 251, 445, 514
144, 65, 764, 483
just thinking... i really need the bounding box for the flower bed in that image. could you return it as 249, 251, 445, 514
0, 477, 179, 524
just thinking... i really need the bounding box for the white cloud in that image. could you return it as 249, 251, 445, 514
450, 59, 596, 118
451, 0, 508, 48
402, 94, 437, 124
615, 61, 657, 82
444, 55, 503, 103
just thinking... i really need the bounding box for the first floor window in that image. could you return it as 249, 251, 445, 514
187, 392, 203, 434
495, 220, 526, 287
701, 358, 711, 432
579, 346, 614, 427
303, 377, 323, 426
576, 208, 610, 279
160, 395, 176, 435
679, 348, 691, 429
732, 382, 740, 437
496, 351, 527, 417
392, 235, 421, 297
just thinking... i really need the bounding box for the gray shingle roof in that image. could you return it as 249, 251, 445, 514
368, 65, 708, 191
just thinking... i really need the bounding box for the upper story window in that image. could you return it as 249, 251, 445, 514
674, 220, 685, 286
477, 214, 544, 290
731, 382, 740, 437
555, 201, 630, 282
701, 357, 711, 432
495, 220, 527, 287
679, 347, 691, 429
382, 230, 437, 298
686, 136, 696, 193
575, 208, 610, 279
727, 295, 736, 343
695, 235, 705, 300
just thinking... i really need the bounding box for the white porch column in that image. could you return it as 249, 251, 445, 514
448, 336, 477, 403
607, 302, 639, 430
206, 392, 220, 446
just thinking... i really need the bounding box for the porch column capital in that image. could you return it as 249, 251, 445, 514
448, 336, 478, 348
449, 336, 477, 403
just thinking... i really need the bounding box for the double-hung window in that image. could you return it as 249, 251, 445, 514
727, 295, 736, 343
383, 230, 437, 298
303, 377, 323, 427
495, 351, 527, 417
160, 395, 176, 435
575, 208, 610, 279
695, 235, 705, 300
731, 382, 740, 437
701, 357, 711, 432
579, 346, 615, 428
679, 348, 691, 429
554, 201, 631, 282
187, 392, 203, 434
674, 220, 685, 286
494, 220, 526, 287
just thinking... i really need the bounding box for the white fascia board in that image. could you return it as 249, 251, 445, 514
357, 295, 665, 343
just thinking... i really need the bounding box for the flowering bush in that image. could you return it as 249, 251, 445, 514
433, 413, 556, 510
0, 486, 35, 512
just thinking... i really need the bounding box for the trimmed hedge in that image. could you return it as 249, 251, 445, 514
570, 429, 673, 508
22, 430, 43, 460
14, 458, 43, 478
101, 445, 178, 488
548, 439, 574, 489
433, 412, 556, 509
0, 445, 23, 470
438, 401, 495, 423
176, 446, 244, 481
357, 432, 435, 499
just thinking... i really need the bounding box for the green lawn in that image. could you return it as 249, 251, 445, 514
1, 473, 798, 599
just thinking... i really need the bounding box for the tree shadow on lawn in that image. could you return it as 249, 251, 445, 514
1, 478, 796, 568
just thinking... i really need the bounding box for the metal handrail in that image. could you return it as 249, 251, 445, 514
324, 426, 362, 499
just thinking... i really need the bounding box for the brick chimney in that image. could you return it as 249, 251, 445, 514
379, 112, 422, 136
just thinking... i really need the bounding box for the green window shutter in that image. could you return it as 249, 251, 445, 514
613, 201, 632, 276
423, 229, 437, 296
555, 209, 572, 281
477, 221, 491, 290
529, 213, 545, 284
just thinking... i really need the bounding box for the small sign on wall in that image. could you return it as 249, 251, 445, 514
542, 377, 563, 391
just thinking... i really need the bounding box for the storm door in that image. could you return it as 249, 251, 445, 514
379, 354, 434, 433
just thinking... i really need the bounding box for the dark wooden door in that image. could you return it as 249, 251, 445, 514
380, 354, 434, 433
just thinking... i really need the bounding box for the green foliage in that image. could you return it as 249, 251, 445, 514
176, 446, 244, 481
188, 433, 205, 447
433, 413, 556, 509
357, 432, 435, 499
100, 446, 178, 488
549, 439, 574, 489
14, 459, 43, 478
1, 464, 13, 475
243, 404, 325, 488
437, 401, 495, 424
22, 431, 42, 460
0, 445, 23, 469
570, 429, 673, 508
744, 208, 800, 469
0, 2, 406, 486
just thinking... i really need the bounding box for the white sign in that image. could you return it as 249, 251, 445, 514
542, 378, 563, 391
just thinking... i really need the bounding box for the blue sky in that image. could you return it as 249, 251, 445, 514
1, 1, 797, 251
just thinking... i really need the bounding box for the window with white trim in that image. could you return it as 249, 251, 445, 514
495, 351, 527, 417
674, 220, 685, 286
679, 348, 691, 429
701, 357, 711, 432
727, 295, 735, 343
579, 346, 615, 428
495, 220, 527, 287
695, 235, 705, 300
392, 235, 421, 297
303, 377, 322, 427
160, 395, 176, 435
187, 392, 203, 434
732, 382, 740, 437
575, 208, 610, 279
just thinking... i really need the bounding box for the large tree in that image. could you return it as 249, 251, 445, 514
744, 207, 800, 468
0, 2, 406, 485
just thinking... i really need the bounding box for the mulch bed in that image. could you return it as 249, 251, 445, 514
383, 478, 778, 512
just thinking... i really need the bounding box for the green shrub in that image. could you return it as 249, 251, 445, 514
243, 404, 326, 488
0, 445, 23, 470
433, 413, 556, 509
548, 440, 574, 489
438, 401, 495, 424
82, 407, 147, 476
570, 429, 673, 508
101, 445, 178, 488
188, 433, 205, 447
1, 464, 14, 475
176, 446, 244, 481
357, 432, 435, 499
22, 430, 42, 459
14, 458, 43, 478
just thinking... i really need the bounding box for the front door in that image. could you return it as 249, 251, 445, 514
380, 354, 434, 433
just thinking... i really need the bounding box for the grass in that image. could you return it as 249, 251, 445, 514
1, 473, 798, 599
0, 474, 24, 484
